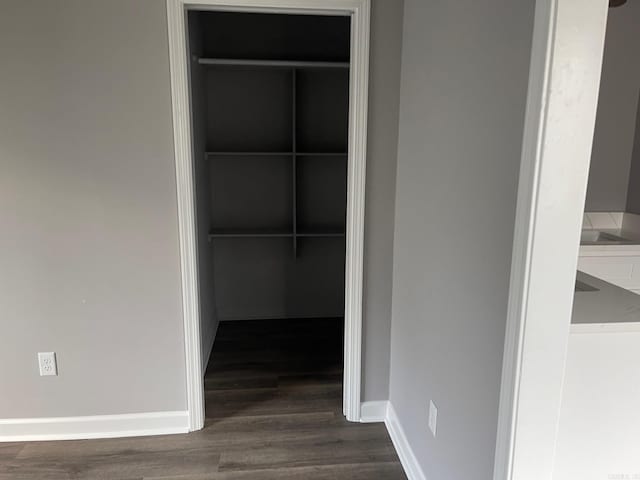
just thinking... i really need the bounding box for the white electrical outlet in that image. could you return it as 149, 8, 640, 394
38, 352, 58, 376
428, 400, 438, 437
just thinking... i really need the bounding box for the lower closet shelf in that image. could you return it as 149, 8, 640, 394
208, 228, 345, 240
297, 229, 345, 238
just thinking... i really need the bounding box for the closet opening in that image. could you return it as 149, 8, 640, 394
185, 9, 354, 423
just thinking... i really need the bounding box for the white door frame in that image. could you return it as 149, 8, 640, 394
493, 0, 610, 479
166, 0, 371, 430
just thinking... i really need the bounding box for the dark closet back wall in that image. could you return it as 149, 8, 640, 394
189, 11, 351, 321
200, 12, 350, 61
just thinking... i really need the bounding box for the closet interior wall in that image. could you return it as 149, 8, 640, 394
187, 11, 351, 322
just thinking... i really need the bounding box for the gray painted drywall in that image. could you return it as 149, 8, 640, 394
361, 0, 404, 401
0, 0, 187, 418
388, 0, 534, 478
188, 13, 219, 369
627, 94, 640, 214
585, 1, 640, 212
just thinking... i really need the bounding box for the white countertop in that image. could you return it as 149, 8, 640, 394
579, 242, 640, 256
572, 271, 640, 332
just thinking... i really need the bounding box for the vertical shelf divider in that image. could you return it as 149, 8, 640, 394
292, 67, 298, 258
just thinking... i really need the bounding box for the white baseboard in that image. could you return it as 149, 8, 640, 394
0, 411, 189, 442
385, 402, 428, 480
360, 401, 388, 423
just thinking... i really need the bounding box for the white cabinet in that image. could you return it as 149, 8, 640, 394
578, 246, 640, 293
554, 327, 640, 480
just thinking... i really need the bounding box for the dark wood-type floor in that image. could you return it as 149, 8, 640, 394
1, 318, 406, 479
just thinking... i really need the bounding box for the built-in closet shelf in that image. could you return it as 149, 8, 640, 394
297, 230, 345, 237
208, 229, 345, 240
297, 153, 347, 157
198, 58, 349, 69
209, 229, 293, 239
206, 152, 293, 157
206, 152, 347, 157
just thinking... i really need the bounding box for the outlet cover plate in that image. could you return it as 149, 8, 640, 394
38, 352, 58, 376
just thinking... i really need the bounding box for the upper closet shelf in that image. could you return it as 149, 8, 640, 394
197, 58, 349, 69
206, 152, 347, 157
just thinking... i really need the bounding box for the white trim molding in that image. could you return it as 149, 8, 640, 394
166, 0, 371, 426
341, 0, 370, 424
167, 0, 205, 432
493, 0, 558, 476
385, 403, 428, 480
0, 411, 189, 442
493, 0, 609, 479
359, 401, 388, 423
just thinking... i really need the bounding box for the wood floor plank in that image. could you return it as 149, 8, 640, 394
204, 373, 278, 391
205, 381, 343, 419
142, 462, 406, 479
11, 445, 219, 480
0, 466, 73, 480
15, 434, 212, 458
218, 436, 399, 471
0, 442, 25, 461
203, 411, 338, 432
203, 420, 392, 451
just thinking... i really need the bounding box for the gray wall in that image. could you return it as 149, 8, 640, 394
388, 0, 534, 478
0, 0, 187, 418
361, 0, 404, 401
585, 1, 640, 212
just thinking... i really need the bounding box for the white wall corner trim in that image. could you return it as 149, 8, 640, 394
167, 0, 205, 432
0, 411, 189, 442
493, 0, 609, 479
359, 400, 388, 423
342, 0, 370, 423
493, 0, 558, 477
166, 0, 371, 426
385, 402, 428, 480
